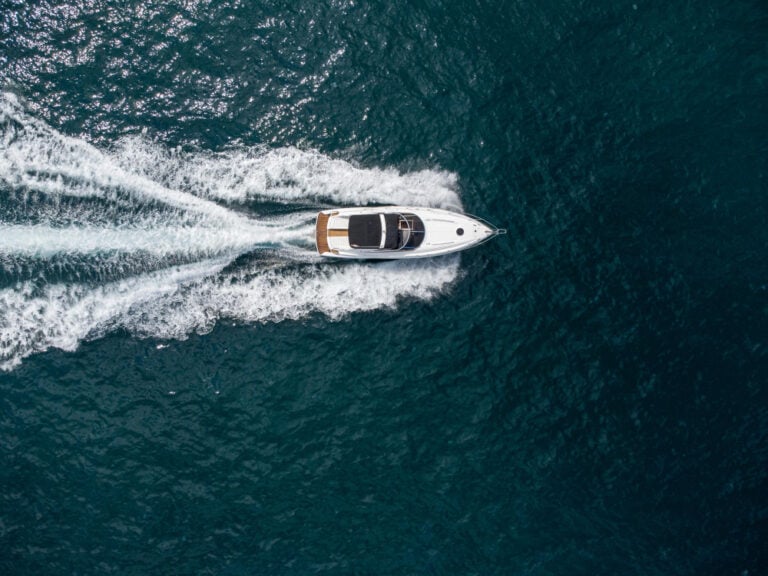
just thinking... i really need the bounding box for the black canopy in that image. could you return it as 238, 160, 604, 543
348, 213, 400, 249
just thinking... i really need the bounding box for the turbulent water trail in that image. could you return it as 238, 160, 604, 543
0, 92, 462, 370
0, 222, 314, 257
112, 135, 464, 209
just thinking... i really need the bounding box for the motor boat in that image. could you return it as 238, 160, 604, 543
315, 206, 505, 259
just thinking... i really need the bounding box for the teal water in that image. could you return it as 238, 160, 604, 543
1, 0, 767, 573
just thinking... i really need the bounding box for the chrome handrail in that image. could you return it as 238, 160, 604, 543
395, 212, 411, 251
462, 211, 507, 235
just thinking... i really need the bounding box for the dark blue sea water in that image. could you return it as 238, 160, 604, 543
1, 0, 767, 573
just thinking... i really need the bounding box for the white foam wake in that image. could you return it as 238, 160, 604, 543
0, 259, 229, 370
0, 222, 313, 258
0, 256, 460, 371
0, 91, 462, 370
112, 137, 463, 208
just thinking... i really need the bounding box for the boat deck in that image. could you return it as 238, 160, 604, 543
315, 213, 330, 254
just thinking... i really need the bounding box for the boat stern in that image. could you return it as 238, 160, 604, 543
315, 211, 331, 255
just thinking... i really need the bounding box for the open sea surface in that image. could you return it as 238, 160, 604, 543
1, 0, 767, 573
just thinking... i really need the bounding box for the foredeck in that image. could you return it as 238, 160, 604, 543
315, 212, 330, 254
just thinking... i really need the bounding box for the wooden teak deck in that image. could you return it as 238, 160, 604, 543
315, 212, 330, 254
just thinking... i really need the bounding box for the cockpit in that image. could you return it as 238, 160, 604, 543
348, 213, 425, 251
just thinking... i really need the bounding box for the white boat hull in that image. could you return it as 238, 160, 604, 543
315, 206, 504, 259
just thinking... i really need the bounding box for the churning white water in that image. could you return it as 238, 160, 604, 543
0, 92, 462, 370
